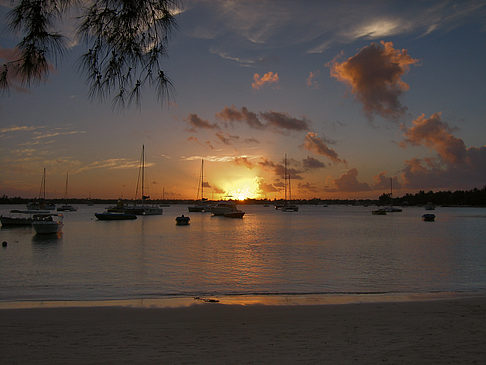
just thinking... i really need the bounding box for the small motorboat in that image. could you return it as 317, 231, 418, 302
422, 214, 436, 222
95, 212, 137, 220
175, 215, 190, 225
57, 204, 78, 212
223, 210, 245, 218
32, 213, 64, 234
372, 208, 387, 215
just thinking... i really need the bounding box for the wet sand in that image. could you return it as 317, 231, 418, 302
1, 296, 485, 364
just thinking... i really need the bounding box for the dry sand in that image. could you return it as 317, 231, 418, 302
1, 297, 485, 364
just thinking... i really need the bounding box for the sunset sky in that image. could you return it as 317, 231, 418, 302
1, 0, 485, 200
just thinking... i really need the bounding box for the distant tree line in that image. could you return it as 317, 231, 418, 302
379, 186, 486, 207
1, 186, 485, 206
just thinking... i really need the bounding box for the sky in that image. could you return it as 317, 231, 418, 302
1, 0, 486, 200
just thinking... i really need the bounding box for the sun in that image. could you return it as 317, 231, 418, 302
222, 177, 262, 200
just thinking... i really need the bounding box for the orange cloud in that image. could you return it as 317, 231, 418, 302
330, 41, 418, 120
302, 132, 343, 163
400, 113, 486, 190
233, 156, 255, 169
402, 112, 466, 164
306, 71, 319, 88
252, 71, 279, 90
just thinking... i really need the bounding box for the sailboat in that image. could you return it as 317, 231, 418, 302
57, 172, 77, 211
27, 168, 56, 211
281, 154, 299, 212
124, 145, 163, 215
384, 178, 402, 212
188, 159, 211, 212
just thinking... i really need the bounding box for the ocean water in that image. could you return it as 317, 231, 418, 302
1, 204, 486, 302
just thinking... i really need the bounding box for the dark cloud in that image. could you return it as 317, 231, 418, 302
261, 111, 310, 131
216, 106, 265, 129
302, 156, 326, 169
244, 137, 260, 144
186, 113, 219, 131
331, 41, 418, 121
302, 132, 344, 163
258, 157, 304, 180
324, 168, 371, 192
215, 132, 239, 145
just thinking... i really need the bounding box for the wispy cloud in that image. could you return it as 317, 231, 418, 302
33, 130, 86, 140
74, 158, 152, 174
0, 125, 41, 134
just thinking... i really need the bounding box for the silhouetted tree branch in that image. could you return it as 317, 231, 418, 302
1, 0, 180, 107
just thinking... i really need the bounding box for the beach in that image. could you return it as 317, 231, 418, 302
1, 296, 485, 364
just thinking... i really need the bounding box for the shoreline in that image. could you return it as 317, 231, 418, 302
1, 295, 485, 364
0, 290, 483, 309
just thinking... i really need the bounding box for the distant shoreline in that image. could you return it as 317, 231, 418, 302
1, 291, 483, 310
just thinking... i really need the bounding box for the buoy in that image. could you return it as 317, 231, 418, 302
2, 241, 7, 247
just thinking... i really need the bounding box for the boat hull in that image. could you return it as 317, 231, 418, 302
223, 211, 245, 218
0, 216, 33, 227
33, 222, 63, 234
95, 213, 137, 220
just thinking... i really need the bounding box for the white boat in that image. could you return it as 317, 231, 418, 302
188, 159, 212, 212
124, 145, 163, 215
210, 201, 245, 217
32, 213, 63, 234
281, 154, 299, 212
27, 168, 56, 211
57, 172, 77, 212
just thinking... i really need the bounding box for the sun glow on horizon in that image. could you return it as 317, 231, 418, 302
221, 176, 262, 200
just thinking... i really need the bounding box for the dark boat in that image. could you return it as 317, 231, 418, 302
175, 215, 190, 225
1, 211, 34, 226
422, 214, 436, 222
95, 212, 137, 220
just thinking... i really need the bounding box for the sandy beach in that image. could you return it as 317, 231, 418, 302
1, 296, 485, 364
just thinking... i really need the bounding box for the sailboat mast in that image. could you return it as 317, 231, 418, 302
142, 145, 145, 203
64, 172, 69, 199
43, 168, 46, 200
201, 159, 204, 200
284, 154, 288, 202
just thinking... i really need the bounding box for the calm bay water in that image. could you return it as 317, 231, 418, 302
1, 204, 486, 302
